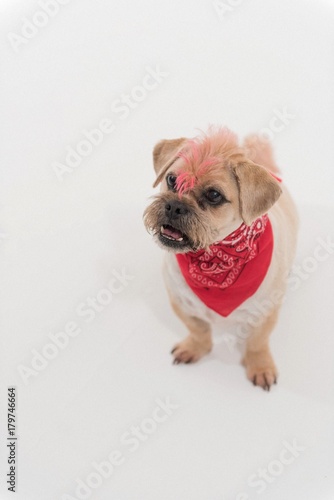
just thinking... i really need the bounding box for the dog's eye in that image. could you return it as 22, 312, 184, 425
166, 174, 177, 190
205, 189, 224, 204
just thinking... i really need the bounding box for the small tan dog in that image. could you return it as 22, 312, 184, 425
144, 127, 298, 390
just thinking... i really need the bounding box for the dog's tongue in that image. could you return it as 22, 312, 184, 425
162, 225, 183, 240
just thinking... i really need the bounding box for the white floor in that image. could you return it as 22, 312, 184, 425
1, 1, 334, 499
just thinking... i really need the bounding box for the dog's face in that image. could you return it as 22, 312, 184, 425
143, 129, 282, 254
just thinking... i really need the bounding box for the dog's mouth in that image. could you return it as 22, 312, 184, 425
158, 224, 190, 249
161, 224, 185, 242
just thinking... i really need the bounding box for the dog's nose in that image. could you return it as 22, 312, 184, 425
165, 200, 188, 220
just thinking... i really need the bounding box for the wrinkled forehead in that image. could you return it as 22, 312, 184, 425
165, 146, 224, 197
172, 158, 221, 196
169, 132, 242, 194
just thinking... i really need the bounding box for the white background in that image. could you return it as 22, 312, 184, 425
1, 1, 334, 499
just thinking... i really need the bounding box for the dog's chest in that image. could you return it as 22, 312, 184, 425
163, 252, 239, 327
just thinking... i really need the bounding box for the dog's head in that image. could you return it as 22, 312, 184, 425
143, 127, 282, 253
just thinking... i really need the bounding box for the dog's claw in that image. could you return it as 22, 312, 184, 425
263, 374, 270, 391
244, 351, 278, 390
251, 372, 274, 390
171, 338, 211, 365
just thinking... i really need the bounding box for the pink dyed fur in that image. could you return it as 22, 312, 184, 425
174, 127, 280, 196
175, 127, 240, 195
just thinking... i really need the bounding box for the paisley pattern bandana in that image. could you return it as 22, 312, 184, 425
176, 215, 274, 317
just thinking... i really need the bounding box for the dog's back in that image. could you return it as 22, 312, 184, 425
243, 134, 280, 175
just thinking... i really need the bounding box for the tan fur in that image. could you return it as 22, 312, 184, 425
145, 140, 283, 251
242, 307, 279, 388
144, 130, 298, 390
152, 138, 186, 187
243, 134, 280, 174
232, 161, 282, 225
170, 299, 212, 363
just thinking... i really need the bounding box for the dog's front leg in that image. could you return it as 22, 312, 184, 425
242, 307, 279, 390
169, 300, 212, 364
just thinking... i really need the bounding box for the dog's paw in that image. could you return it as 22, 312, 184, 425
243, 350, 278, 391
171, 337, 212, 364
249, 369, 277, 391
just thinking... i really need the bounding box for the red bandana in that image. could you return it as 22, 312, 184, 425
176, 215, 274, 317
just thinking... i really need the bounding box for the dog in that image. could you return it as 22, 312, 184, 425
143, 127, 298, 390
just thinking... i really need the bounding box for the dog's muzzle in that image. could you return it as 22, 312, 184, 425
165, 200, 188, 220
158, 200, 191, 248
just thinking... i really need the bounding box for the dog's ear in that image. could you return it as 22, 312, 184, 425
232, 161, 282, 225
152, 138, 187, 187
